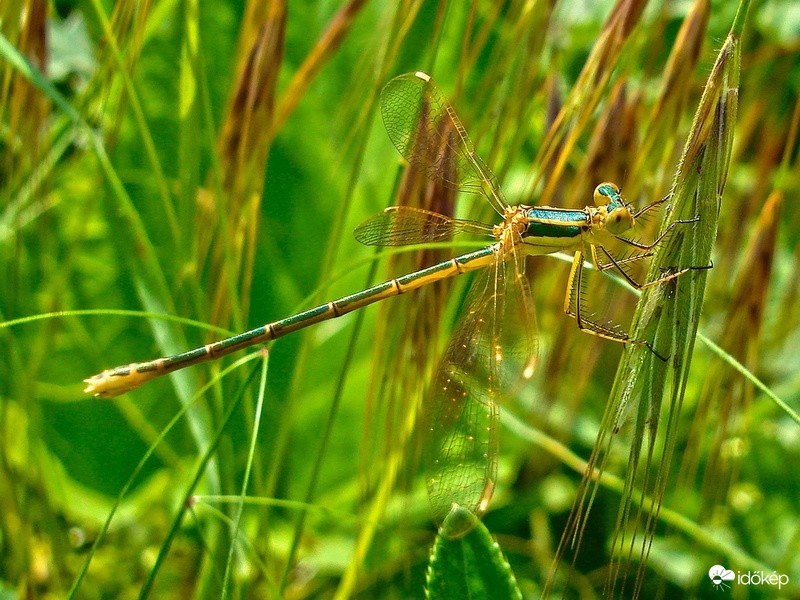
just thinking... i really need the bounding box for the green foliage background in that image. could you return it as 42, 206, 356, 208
1, 0, 799, 598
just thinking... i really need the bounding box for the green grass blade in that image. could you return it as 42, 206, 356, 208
426, 506, 522, 600
549, 3, 748, 596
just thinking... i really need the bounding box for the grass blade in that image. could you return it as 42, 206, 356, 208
549, 3, 748, 596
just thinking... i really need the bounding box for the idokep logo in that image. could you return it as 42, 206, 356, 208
709, 565, 735, 590
708, 564, 790, 592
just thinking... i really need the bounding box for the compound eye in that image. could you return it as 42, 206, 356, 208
593, 182, 621, 206
606, 206, 634, 235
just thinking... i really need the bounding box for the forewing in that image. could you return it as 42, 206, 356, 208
380, 72, 508, 214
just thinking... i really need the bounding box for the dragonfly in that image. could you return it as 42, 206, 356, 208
84, 71, 695, 535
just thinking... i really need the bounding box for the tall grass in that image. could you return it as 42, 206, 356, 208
1, 0, 798, 597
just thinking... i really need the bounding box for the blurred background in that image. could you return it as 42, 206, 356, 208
1, 0, 799, 597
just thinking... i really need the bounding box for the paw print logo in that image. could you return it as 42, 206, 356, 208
709, 565, 735, 590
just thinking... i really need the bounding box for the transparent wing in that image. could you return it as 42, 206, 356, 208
381, 72, 508, 215
423, 245, 537, 535
353, 206, 492, 246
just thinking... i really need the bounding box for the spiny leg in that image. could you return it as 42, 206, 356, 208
631, 193, 671, 219
564, 250, 667, 359
593, 245, 654, 274
591, 243, 701, 291
613, 215, 700, 251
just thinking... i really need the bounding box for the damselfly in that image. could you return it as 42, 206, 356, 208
84, 72, 695, 533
